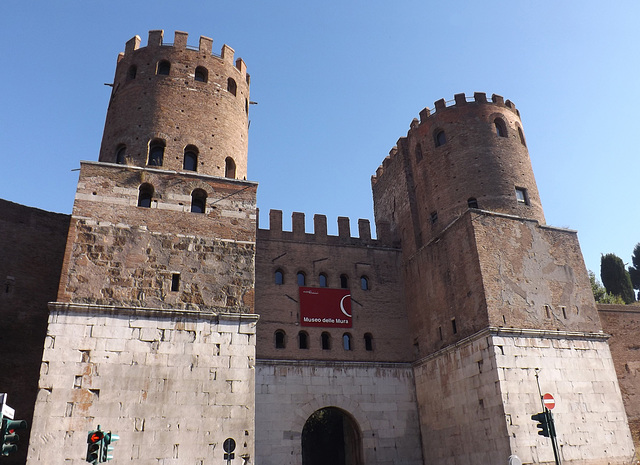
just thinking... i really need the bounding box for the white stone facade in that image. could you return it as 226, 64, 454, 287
255, 360, 423, 465
413, 328, 635, 465
26, 303, 258, 465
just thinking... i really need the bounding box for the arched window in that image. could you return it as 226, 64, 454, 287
434, 130, 446, 147
115, 145, 126, 164
156, 60, 171, 76
194, 66, 208, 82
343, 333, 352, 351
275, 269, 284, 285
468, 197, 479, 209
364, 333, 373, 351
157, 60, 171, 75
297, 272, 306, 286
340, 274, 349, 289
518, 126, 527, 146
494, 118, 507, 138
415, 142, 423, 162
319, 273, 328, 288
360, 276, 369, 291
321, 332, 331, 350
127, 65, 137, 80
191, 189, 207, 214
225, 157, 236, 179
227, 77, 237, 96
275, 330, 286, 349
148, 140, 165, 166
138, 183, 154, 208
298, 331, 309, 349
183, 146, 198, 171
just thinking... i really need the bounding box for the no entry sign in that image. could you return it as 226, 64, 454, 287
543, 393, 555, 410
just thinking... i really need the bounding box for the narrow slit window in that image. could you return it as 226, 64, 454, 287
321, 332, 330, 350
127, 65, 137, 80
148, 140, 165, 166
194, 66, 208, 82
227, 77, 237, 96
225, 157, 236, 179
518, 127, 526, 146
451, 318, 457, 334
319, 273, 328, 288
298, 331, 309, 349
157, 60, 171, 75
360, 276, 369, 291
275, 270, 284, 285
343, 333, 352, 351
430, 211, 438, 225
494, 118, 507, 137
364, 333, 373, 351
415, 143, 423, 162
138, 183, 154, 208
340, 274, 349, 289
191, 189, 207, 214
275, 330, 285, 349
171, 273, 180, 292
297, 272, 306, 286
434, 130, 446, 147
183, 147, 198, 171
116, 145, 126, 164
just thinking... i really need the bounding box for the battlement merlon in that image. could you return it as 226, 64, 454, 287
258, 210, 394, 247
371, 92, 521, 182
117, 30, 250, 82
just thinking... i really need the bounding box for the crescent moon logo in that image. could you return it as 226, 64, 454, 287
340, 295, 352, 318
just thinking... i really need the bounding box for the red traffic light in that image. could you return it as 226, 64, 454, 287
88, 431, 104, 443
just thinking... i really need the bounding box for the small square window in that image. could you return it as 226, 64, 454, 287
515, 187, 529, 205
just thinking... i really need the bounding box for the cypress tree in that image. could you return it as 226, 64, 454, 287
601, 253, 636, 304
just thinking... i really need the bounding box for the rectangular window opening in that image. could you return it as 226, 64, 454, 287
561, 306, 567, 319
438, 326, 443, 341
171, 273, 180, 292
515, 187, 529, 205
451, 318, 457, 334
544, 305, 551, 318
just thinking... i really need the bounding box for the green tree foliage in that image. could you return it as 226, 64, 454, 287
628, 243, 640, 298
600, 253, 636, 304
589, 270, 625, 304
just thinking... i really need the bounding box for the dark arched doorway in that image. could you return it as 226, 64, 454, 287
301, 407, 362, 465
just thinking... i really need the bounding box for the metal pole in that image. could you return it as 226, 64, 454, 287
535, 370, 560, 465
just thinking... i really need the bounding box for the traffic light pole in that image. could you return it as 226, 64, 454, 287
534, 370, 561, 465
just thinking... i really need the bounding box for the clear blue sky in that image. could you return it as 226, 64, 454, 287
1, 0, 638, 278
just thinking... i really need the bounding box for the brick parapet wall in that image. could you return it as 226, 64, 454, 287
598, 304, 640, 450
0, 199, 70, 465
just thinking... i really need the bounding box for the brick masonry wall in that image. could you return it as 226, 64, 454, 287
99, 30, 250, 180
0, 200, 69, 465
413, 329, 635, 465
255, 360, 423, 465
26, 305, 257, 465
255, 211, 413, 362
57, 162, 257, 312
599, 304, 640, 450
473, 213, 602, 333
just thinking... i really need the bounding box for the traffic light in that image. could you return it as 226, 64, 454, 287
86, 429, 104, 464
102, 431, 119, 461
1, 418, 27, 456
531, 411, 550, 437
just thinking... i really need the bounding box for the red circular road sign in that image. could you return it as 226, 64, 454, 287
543, 393, 555, 410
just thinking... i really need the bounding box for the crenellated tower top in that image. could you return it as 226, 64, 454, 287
372, 92, 544, 253
98, 30, 251, 180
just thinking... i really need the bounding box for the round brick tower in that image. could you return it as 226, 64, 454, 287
373, 92, 544, 250
98, 30, 250, 179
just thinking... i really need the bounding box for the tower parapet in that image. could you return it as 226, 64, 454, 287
372, 92, 543, 252
99, 30, 250, 180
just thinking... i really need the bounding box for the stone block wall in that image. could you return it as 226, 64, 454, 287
26, 304, 257, 465
413, 329, 635, 465
255, 360, 423, 465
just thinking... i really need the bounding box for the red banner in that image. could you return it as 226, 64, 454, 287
299, 287, 352, 328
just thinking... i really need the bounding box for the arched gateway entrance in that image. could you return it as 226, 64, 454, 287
301, 407, 363, 465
